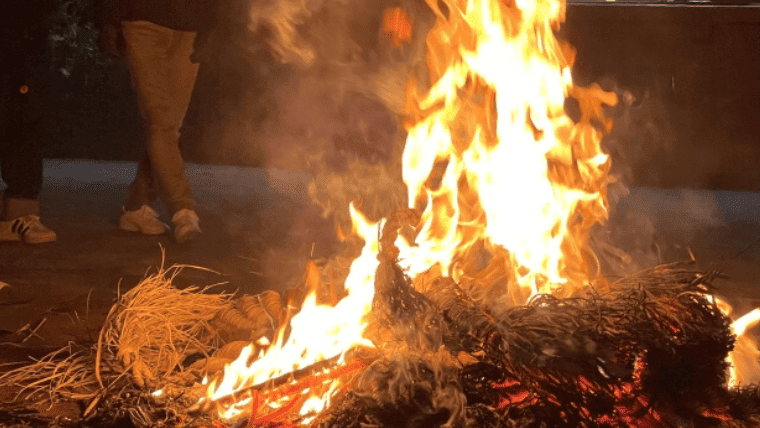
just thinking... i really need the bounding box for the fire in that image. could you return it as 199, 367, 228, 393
204, 204, 378, 421
206, 0, 618, 422
382, 7, 413, 48
717, 301, 760, 387
398, 0, 614, 298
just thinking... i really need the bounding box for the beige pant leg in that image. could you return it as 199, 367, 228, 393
122, 21, 199, 215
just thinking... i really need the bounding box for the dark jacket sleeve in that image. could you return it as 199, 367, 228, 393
95, 0, 218, 33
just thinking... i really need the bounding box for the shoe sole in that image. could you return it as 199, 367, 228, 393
175, 229, 201, 244
119, 220, 168, 236
24, 235, 57, 244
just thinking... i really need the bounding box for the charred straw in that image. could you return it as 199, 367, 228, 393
0, 229, 754, 428
319, 245, 747, 428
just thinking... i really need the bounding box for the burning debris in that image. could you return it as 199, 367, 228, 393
320, 257, 749, 428
2, 255, 760, 427
2, 0, 760, 427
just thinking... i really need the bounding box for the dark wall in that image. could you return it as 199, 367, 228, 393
42, 3, 760, 191
565, 4, 760, 190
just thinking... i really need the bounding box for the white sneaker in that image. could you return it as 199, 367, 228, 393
0, 215, 57, 244
172, 209, 201, 243
119, 205, 168, 235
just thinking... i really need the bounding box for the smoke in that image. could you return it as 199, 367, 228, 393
186, 0, 438, 289
203, 0, 435, 216
247, 0, 325, 67
589, 78, 741, 278
596, 77, 676, 191
251, 0, 436, 231
197, 0, 744, 286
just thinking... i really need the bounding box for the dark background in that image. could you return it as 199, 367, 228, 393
33, 1, 760, 191
565, 3, 760, 191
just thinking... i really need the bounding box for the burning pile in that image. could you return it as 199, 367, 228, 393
316, 260, 759, 428
1, 0, 760, 427
199, 0, 629, 420
196, 0, 760, 426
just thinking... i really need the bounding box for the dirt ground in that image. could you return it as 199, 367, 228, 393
0, 159, 759, 367
0, 159, 335, 364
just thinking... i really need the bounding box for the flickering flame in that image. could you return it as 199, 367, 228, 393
205, 204, 379, 421
398, 0, 613, 299
714, 297, 760, 387
207, 0, 616, 422
382, 7, 414, 48
727, 307, 760, 388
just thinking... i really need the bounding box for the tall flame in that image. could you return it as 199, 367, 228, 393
399, 0, 614, 299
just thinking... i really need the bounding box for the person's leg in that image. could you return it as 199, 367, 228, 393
165, 29, 202, 243
122, 21, 198, 217
162, 29, 199, 215
119, 149, 168, 235
121, 21, 167, 212
121, 21, 198, 241
1, 154, 43, 220
0, 70, 55, 243
1, 72, 44, 219
124, 151, 158, 212
119, 21, 177, 235
2, 141, 43, 221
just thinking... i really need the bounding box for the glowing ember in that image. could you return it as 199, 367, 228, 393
382, 7, 414, 48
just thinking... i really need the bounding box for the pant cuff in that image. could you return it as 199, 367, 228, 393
2, 197, 40, 220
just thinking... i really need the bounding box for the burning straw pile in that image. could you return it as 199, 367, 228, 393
3, 0, 760, 423
291, 213, 760, 428
323, 260, 760, 428
1, 244, 760, 427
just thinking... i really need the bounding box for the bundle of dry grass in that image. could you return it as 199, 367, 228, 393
0, 264, 237, 427
0, 345, 101, 405
97, 265, 234, 389
210, 289, 284, 344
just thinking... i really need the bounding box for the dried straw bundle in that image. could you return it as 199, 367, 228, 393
0, 264, 236, 427
97, 266, 234, 388
211, 289, 284, 343
0, 345, 102, 405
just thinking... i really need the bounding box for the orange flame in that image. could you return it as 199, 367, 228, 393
398, 0, 614, 300
204, 204, 378, 422
382, 7, 414, 48
724, 304, 760, 388
206, 0, 618, 422
305, 260, 321, 303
